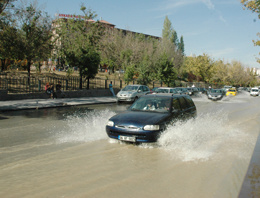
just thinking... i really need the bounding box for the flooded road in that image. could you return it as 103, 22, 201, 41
0, 91, 259, 198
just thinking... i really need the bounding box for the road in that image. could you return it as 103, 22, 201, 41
0, 92, 259, 198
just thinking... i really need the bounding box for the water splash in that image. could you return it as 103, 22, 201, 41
157, 110, 252, 162
55, 109, 116, 143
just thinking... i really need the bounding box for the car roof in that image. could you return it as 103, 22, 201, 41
126, 84, 148, 87
158, 87, 175, 89
142, 93, 190, 99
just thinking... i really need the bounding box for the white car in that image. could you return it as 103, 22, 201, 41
154, 87, 178, 95
250, 88, 259, 96
116, 85, 150, 103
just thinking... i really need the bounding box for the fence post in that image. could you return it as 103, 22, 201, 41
120, 80, 122, 88
105, 79, 107, 89
66, 79, 68, 90
5, 79, 8, 90
38, 80, 41, 92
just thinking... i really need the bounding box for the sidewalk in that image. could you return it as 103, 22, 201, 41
0, 96, 117, 111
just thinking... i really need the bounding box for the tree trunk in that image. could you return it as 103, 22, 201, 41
87, 77, 90, 90
1, 59, 5, 72
38, 62, 41, 73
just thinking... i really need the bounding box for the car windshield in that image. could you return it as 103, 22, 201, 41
129, 97, 171, 113
157, 89, 169, 93
211, 89, 222, 93
228, 89, 236, 92
252, 89, 258, 92
122, 85, 139, 91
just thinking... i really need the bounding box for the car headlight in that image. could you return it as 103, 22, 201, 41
107, 121, 114, 127
208, 94, 212, 97
143, 125, 160, 131
217, 95, 221, 97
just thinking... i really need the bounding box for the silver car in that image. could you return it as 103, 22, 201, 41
116, 85, 150, 103
208, 89, 224, 101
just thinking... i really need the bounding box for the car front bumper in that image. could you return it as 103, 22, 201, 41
208, 96, 223, 100
116, 96, 135, 102
106, 125, 162, 142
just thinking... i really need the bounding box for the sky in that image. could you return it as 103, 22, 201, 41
29, 0, 260, 68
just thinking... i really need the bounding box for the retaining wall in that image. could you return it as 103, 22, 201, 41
0, 88, 120, 101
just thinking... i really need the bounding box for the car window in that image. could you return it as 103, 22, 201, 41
122, 85, 138, 91
138, 86, 144, 92
178, 97, 188, 110
172, 98, 181, 110
184, 97, 195, 108
157, 89, 168, 93
170, 89, 177, 94
143, 86, 149, 92
129, 97, 171, 113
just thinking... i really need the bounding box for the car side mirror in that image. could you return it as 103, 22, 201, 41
138, 90, 141, 93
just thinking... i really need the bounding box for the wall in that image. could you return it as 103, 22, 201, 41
0, 88, 120, 101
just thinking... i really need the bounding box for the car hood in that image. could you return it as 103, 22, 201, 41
118, 90, 136, 95
109, 111, 170, 126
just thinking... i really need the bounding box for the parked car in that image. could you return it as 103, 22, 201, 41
187, 87, 199, 96
106, 94, 197, 143
226, 88, 237, 96
250, 87, 259, 96
224, 85, 232, 92
150, 87, 159, 93
155, 87, 178, 95
175, 87, 189, 95
207, 89, 225, 101
116, 85, 150, 103
197, 87, 207, 94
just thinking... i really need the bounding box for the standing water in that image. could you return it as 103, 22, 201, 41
0, 92, 259, 198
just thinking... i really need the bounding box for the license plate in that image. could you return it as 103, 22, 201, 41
119, 135, 136, 142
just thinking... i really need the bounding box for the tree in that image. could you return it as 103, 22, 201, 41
0, 0, 16, 15
0, 25, 23, 71
15, 2, 52, 83
156, 52, 177, 86
171, 31, 179, 47
178, 35, 185, 55
162, 16, 173, 42
241, 0, 260, 63
183, 54, 214, 82
0, 0, 19, 71
56, 5, 103, 89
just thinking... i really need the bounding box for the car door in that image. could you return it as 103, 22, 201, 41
137, 86, 144, 97
177, 96, 189, 119
183, 96, 196, 118
143, 86, 150, 95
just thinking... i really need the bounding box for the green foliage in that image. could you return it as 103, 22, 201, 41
178, 36, 185, 55
14, 2, 53, 79
124, 64, 135, 84
183, 54, 213, 82
0, 0, 16, 15
156, 53, 177, 86
55, 4, 102, 88
136, 55, 152, 85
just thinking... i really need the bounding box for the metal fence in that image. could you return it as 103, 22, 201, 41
0, 74, 219, 94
